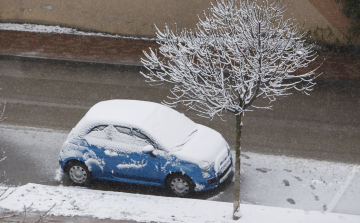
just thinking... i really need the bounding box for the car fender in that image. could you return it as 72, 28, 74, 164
162, 160, 200, 184
60, 142, 105, 175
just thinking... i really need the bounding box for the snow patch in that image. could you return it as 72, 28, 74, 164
54, 168, 64, 182
195, 183, 205, 192
161, 161, 171, 173
104, 150, 118, 157
0, 23, 156, 40
117, 160, 147, 169
84, 158, 104, 172
41, 5, 53, 10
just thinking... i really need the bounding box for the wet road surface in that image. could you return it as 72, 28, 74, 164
0, 55, 359, 163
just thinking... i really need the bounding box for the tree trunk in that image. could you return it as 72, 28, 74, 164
233, 114, 243, 220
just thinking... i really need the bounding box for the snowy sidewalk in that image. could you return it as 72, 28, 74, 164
237, 152, 360, 216
0, 23, 359, 81
0, 183, 359, 223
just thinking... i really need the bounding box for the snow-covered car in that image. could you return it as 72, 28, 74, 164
59, 100, 232, 197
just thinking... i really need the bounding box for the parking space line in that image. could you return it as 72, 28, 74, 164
327, 166, 359, 212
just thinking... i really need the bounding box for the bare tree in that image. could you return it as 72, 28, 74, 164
141, 0, 320, 219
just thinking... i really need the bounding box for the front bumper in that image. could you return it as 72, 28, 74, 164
207, 161, 232, 185
194, 151, 233, 191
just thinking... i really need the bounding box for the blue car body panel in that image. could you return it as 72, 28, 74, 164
59, 138, 232, 191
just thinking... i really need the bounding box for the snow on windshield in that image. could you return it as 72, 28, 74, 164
141, 106, 197, 151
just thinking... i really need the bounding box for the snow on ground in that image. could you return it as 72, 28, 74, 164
0, 183, 359, 223
1, 125, 360, 222
0, 23, 156, 40
238, 152, 360, 215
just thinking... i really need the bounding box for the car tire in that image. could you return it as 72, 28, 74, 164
167, 173, 194, 197
67, 161, 92, 186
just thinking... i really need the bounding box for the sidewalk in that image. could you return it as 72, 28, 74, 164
0, 24, 359, 81
0, 29, 158, 66
1, 182, 360, 223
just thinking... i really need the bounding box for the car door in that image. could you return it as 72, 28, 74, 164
107, 126, 162, 183
82, 125, 112, 178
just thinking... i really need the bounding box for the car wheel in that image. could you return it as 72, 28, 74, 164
167, 174, 194, 197
67, 161, 92, 186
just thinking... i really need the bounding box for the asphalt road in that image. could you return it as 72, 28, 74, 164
0, 55, 359, 163
0, 55, 359, 204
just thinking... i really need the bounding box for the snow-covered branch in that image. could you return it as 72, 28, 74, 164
141, 0, 319, 120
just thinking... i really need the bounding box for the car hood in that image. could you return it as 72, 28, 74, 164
172, 124, 229, 166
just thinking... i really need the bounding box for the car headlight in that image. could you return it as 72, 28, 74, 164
199, 161, 210, 171
202, 172, 210, 178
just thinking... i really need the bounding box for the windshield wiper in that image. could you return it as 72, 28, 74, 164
171, 129, 198, 151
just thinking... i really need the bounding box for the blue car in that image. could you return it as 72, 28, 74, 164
59, 100, 232, 197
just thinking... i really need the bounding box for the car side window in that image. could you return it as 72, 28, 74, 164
132, 129, 148, 139
113, 126, 135, 144
132, 129, 152, 147
86, 125, 110, 140
113, 126, 152, 148
86, 125, 155, 150
115, 126, 132, 135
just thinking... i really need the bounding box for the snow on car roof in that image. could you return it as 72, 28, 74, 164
70, 100, 197, 149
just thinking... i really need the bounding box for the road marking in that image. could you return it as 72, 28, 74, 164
327, 166, 359, 212
0, 123, 69, 133
0, 98, 90, 110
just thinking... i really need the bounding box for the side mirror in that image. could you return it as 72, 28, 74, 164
142, 145, 154, 154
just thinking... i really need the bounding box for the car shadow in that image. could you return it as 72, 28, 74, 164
60, 171, 234, 200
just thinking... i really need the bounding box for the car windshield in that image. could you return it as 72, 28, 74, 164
141, 107, 198, 151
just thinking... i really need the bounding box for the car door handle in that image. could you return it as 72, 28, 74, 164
150, 152, 156, 158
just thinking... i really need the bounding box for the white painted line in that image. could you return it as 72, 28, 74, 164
0, 124, 69, 134
327, 166, 359, 212
0, 98, 90, 110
